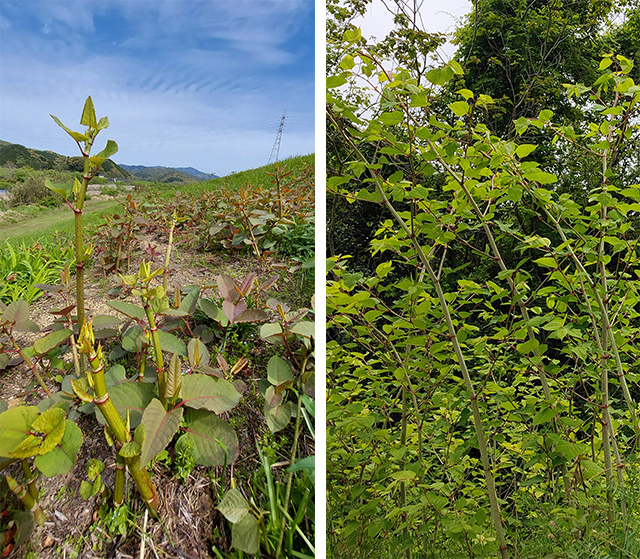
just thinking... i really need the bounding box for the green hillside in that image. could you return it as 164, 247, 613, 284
0, 141, 130, 179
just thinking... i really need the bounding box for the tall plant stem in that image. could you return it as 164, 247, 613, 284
143, 302, 166, 407
519, 179, 639, 434
86, 340, 159, 513
6, 331, 50, 395
20, 460, 38, 501
426, 138, 572, 499
6, 475, 46, 525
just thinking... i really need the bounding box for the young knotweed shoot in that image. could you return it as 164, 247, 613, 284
49, 96, 118, 330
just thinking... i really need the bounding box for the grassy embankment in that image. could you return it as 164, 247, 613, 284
0, 154, 314, 244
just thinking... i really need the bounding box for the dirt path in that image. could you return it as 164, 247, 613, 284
0, 198, 123, 243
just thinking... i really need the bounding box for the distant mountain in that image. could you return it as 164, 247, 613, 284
119, 164, 218, 183
0, 141, 129, 179
0, 140, 217, 184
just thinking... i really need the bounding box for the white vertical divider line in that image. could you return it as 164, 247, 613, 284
315, 0, 328, 557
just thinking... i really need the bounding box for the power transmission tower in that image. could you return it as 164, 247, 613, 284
268, 111, 286, 164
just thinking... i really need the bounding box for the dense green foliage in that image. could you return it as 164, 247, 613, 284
327, 4, 640, 557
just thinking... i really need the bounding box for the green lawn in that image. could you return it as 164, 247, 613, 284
0, 198, 122, 243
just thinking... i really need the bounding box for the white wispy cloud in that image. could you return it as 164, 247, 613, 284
0, 0, 314, 175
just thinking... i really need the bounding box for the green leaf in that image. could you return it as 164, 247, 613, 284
516, 338, 539, 354
231, 512, 260, 554
264, 386, 293, 433
157, 329, 187, 357
80, 480, 94, 500
516, 144, 536, 158
139, 399, 183, 468
217, 488, 250, 523
97, 116, 109, 130
534, 257, 557, 268
166, 353, 183, 401
119, 440, 141, 458
80, 96, 97, 128
44, 178, 73, 199
33, 329, 72, 355
50, 115, 88, 142
1, 300, 30, 328
181, 374, 241, 414
34, 419, 83, 477
107, 301, 146, 321
524, 169, 557, 184
176, 408, 239, 466
533, 406, 558, 425
340, 54, 355, 70
327, 75, 347, 89
94, 139, 118, 160
198, 298, 229, 327
449, 101, 469, 117
267, 355, 293, 387
12, 407, 66, 458
188, 338, 209, 369
426, 66, 454, 86
95, 383, 154, 428
0, 406, 40, 457
287, 455, 315, 473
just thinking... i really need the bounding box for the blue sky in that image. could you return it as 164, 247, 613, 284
0, 0, 315, 175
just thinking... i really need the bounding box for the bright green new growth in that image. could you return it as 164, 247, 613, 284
50, 96, 117, 330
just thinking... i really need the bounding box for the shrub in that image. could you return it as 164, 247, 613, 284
9, 176, 62, 208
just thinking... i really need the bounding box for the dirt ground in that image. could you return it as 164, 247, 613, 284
0, 229, 314, 558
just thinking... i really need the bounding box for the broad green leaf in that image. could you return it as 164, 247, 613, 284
0, 406, 39, 457
198, 298, 229, 327
44, 179, 73, 199
176, 408, 239, 466
107, 301, 146, 321
33, 329, 72, 355
516, 144, 536, 158
12, 407, 66, 458
426, 66, 454, 86
235, 309, 268, 323
1, 299, 30, 328
232, 513, 260, 554
157, 329, 187, 357
50, 115, 88, 142
261, 323, 284, 343
533, 406, 558, 425
267, 355, 293, 387
139, 399, 183, 467
34, 419, 83, 477
449, 101, 469, 117
182, 374, 241, 414
327, 75, 347, 89
288, 455, 315, 473
97, 116, 109, 130
94, 139, 118, 160
340, 54, 355, 70
80, 96, 97, 128
264, 386, 292, 433
95, 382, 154, 428
534, 257, 557, 268
119, 440, 141, 457
524, 169, 557, 184
217, 488, 250, 523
